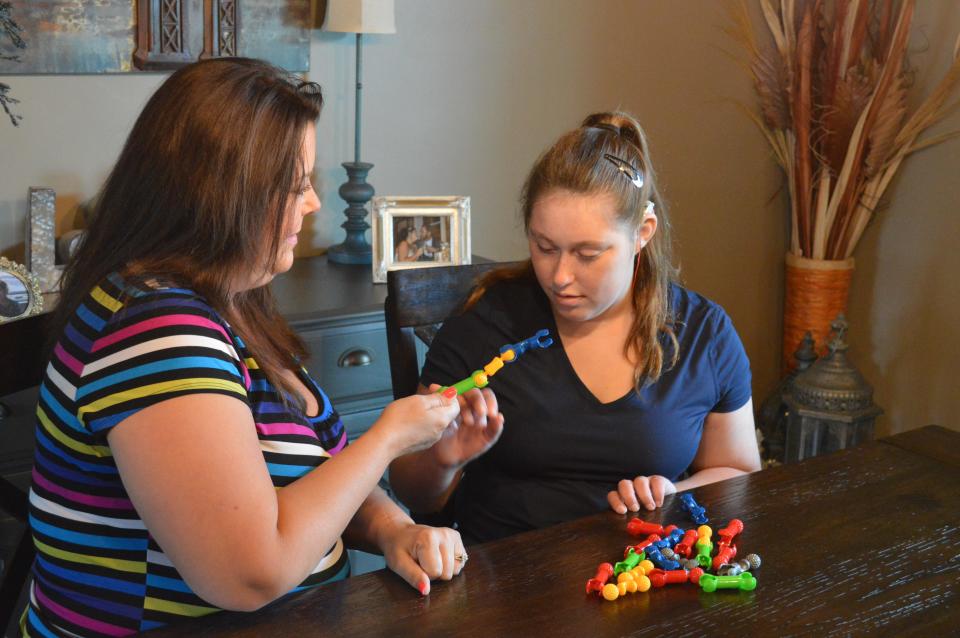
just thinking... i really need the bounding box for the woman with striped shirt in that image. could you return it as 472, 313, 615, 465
22, 58, 490, 637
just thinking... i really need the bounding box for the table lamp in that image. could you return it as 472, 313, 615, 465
323, 0, 396, 265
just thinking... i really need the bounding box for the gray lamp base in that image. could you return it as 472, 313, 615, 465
328, 161, 375, 265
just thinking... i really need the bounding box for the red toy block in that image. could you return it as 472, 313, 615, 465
712, 544, 738, 571
674, 529, 698, 558
649, 569, 689, 588
586, 562, 614, 595
627, 518, 665, 537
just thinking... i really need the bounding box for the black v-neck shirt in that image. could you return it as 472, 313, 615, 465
420, 277, 752, 545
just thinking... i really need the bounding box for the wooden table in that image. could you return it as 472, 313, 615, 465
150, 426, 960, 637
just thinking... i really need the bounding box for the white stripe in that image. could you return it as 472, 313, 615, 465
83, 334, 241, 376
147, 549, 175, 568
260, 440, 329, 458
311, 538, 345, 575
52, 621, 85, 638
45, 361, 77, 402
30, 490, 146, 530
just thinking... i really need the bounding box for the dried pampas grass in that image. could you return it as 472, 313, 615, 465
730, 0, 960, 260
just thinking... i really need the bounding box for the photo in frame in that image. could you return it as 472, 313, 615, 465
0, 256, 43, 323
371, 196, 471, 284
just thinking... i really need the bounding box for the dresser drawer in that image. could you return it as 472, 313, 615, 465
299, 321, 392, 405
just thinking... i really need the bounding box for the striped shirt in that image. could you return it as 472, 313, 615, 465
22, 275, 350, 637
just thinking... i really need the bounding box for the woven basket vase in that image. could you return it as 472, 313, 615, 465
782, 252, 855, 373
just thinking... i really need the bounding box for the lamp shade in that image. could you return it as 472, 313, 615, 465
323, 0, 396, 34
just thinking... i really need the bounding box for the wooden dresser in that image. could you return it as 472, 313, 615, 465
271, 255, 395, 441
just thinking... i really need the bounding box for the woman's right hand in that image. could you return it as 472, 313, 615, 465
426, 385, 504, 469
375, 392, 462, 458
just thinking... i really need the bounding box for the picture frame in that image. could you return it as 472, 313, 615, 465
371, 196, 471, 284
0, 257, 43, 323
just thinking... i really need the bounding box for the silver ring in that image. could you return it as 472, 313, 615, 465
454, 553, 468, 563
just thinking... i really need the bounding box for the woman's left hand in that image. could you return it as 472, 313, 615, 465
607, 475, 677, 514
379, 522, 467, 595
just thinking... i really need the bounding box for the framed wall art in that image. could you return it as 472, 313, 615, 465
371, 196, 471, 284
0, 0, 310, 74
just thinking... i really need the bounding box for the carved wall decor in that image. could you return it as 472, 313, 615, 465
201, 0, 240, 59
134, 0, 193, 70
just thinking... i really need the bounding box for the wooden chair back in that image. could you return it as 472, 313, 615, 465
384, 262, 522, 400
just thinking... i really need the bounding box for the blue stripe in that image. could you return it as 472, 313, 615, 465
112, 296, 213, 322
26, 606, 62, 638
34, 447, 119, 487
37, 555, 146, 597
146, 573, 193, 594
318, 427, 346, 447
64, 320, 93, 352
105, 272, 126, 290
304, 374, 335, 420
87, 407, 140, 434
288, 558, 351, 593
141, 620, 167, 631
265, 462, 314, 478
39, 386, 86, 434
34, 428, 118, 475
76, 356, 243, 399
35, 570, 144, 620
152, 286, 195, 295
30, 515, 149, 551
256, 401, 289, 414
76, 302, 107, 331
250, 379, 271, 393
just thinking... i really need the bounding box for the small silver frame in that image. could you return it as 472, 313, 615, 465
0, 257, 44, 323
371, 196, 471, 284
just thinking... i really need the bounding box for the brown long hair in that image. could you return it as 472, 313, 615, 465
53, 58, 323, 401
468, 111, 679, 390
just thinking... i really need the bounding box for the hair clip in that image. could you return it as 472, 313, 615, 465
603, 153, 644, 189
603, 153, 656, 216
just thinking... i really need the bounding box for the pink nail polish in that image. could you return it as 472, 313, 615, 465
418, 581, 429, 596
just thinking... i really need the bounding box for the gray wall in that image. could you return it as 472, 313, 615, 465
1, 0, 957, 435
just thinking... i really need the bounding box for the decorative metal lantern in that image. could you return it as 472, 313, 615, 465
758, 331, 818, 464
782, 315, 882, 462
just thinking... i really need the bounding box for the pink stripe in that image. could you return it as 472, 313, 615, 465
328, 431, 347, 455
255, 421, 318, 438
91, 315, 232, 352
33, 468, 134, 511
54, 343, 84, 376
34, 583, 135, 637
239, 361, 251, 391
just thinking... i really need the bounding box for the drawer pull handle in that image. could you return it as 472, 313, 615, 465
338, 348, 374, 368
